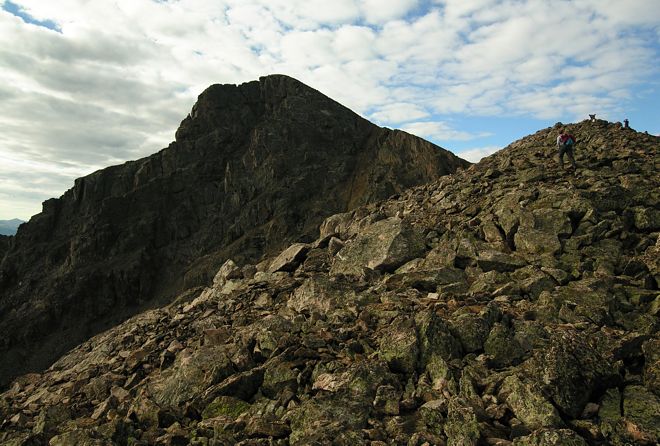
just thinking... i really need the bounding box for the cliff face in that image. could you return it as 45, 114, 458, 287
1, 119, 657, 446
0, 75, 468, 387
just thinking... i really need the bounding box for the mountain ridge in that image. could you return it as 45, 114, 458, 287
0, 74, 468, 387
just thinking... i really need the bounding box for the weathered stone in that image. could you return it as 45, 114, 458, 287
642, 339, 660, 395
33, 405, 71, 434
331, 217, 426, 275
450, 312, 491, 354
262, 361, 298, 398
385, 267, 465, 291
148, 345, 235, 407
484, 324, 525, 368
632, 206, 660, 231
201, 395, 250, 419
287, 275, 356, 314
477, 250, 527, 273
288, 396, 370, 446
621, 385, 660, 443
268, 243, 309, 273
536, 279, 615, 326
514, 227, 561, 257
48, 429, 109, 446
444, 397, 480, 446
213, 259, 243, 286
419, 399, 446, 432
499, 375, 563, 430
244, 415, 291, 438
524, 330, 619, 418
416, 311, 462, 391
372, 384, 400, 415
512, 429, 588, 446
199, 368, 265, 404
531, 208, 573, 238
378, 317, 419, 375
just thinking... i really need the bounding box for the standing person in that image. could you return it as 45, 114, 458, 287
556, 132, 577, 170
624, 118, 629, 128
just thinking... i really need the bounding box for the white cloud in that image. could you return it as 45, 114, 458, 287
455, 145, 501, 163
360, 0, 419, 24
1, 0, 659, 219
401, 121, 491, 141
369, 102, 429, 123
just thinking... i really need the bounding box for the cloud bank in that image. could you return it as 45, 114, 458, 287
1, 0, 658, 219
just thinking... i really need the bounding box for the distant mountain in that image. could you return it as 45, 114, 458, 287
0, 218, 23, 236
0, 74, 468, 386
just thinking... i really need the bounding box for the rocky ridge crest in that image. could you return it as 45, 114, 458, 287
0, 75, 467, 387
1, 119, 658, 445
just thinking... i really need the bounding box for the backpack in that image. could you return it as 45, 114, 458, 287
560, 134, 575, 146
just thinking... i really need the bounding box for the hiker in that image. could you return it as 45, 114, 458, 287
624, 118, 629, 128
556, 132, 577, 170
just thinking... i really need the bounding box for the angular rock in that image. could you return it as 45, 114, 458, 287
444, 397, 480, 446
287, 275, 357, 314
514, 227, 561, 257
148, 345, 235, 407
268, 243, 309, 273
499, 375, 563, 430
330, 217, 426, 275
201, 395, 250, 420
378, 317, 419, 375
523, 329, 619, 418
621, 385, 660, 443
484, 324, 525, 368
512, 429, 588, 446
385, 267, 465, 291
477, 250, 527, 273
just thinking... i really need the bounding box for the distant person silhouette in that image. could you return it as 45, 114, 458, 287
624, 118, 629, 128
556, 132, 577, 171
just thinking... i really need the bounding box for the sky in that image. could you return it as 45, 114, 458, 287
1, 0, 659, 221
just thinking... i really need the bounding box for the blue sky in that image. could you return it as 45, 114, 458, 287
1, 0, 659, 220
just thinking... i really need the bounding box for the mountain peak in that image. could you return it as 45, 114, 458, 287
0, 75, 467, 387
175, 74, 357, 142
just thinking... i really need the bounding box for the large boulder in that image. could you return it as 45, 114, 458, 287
523, 329, 619, 418
330, 217, 426, 275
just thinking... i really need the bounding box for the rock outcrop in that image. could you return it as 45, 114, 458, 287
1, 119, 657, 445
0, 74, 468, 387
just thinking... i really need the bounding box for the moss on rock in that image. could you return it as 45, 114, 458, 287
201, 395, 250, 420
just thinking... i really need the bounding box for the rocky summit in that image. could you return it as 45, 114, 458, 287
1, 119, 658, 446
0, 75, 467, 388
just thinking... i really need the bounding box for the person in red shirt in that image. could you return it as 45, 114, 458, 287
556, 133, 577, 170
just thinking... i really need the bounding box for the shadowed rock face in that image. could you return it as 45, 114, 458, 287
1, 119, 657, 446
0, 74, 468, 387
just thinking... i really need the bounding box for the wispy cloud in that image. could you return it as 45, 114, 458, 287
401, 121, 491, 142
455, 145, 502, 163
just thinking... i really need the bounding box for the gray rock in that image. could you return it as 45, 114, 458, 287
268, 243, 309, 273
331, 217, 426, 275
499, 375, 563, 430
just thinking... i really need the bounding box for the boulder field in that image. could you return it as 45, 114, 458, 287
1, 119, 658, 445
